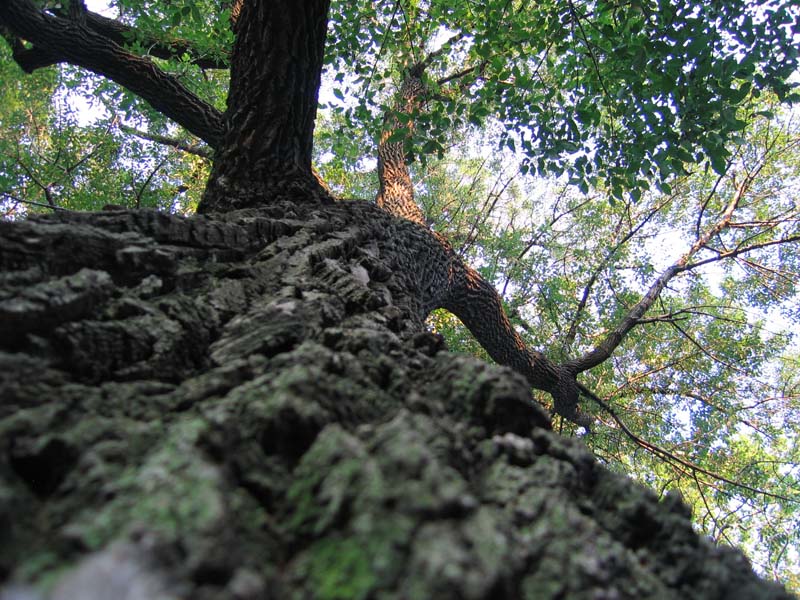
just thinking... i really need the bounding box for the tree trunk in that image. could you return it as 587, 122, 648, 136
375, 71, 427, 226
0, 203, 790, 600
0, 0, 792, 597
198, 0, 331, 212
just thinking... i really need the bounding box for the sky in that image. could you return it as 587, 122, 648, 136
86, 0, 113, 16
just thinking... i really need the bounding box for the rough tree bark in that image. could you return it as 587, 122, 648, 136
1, 201, 791, 600
0, 1, 792, 598
375, 68, 428, 226
198, 0, 332, 209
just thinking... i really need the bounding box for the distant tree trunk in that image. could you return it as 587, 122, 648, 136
375, 70, 428, 226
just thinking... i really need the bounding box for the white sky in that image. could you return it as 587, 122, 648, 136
86, 0, 113, 16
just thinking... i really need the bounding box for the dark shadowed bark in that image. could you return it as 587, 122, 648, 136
3, 4, 230, 72
199, 0, 332, 211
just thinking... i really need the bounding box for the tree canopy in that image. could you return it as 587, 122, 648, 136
1, 0, 799, 590
324, 0, 799, 195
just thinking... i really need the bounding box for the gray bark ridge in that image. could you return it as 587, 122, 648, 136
0, 204, 789, 599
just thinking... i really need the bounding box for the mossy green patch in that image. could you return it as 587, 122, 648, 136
292, 514, 414, 600
296, 536, 377, 600
285, 425, 380, 536
66, 417, 225, 550
12, 551, 66, 590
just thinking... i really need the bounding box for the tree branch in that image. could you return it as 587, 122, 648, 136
562, 194, 673, 353
7, 6, 230, 72
133, 156, 168, 209
565, 176, 747, 374
1, 191, 71, 212
685, 234, 800, 271
565, 0, 611, 101
436, 63, 485, 87
120, 125, 213, 159
0, 0, 225, 147
421, 32, 466, 71
579, 382, 798, 503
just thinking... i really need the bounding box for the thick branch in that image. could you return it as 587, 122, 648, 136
372, 61, 588, 425
437, 64, 484, 87
78, 10, 230, 69
0, 0, 224, 147
420, 31, 466, 71
9, 7, 230, 71
441, 253, 591, 429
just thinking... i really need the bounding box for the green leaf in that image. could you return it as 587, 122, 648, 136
386, 128, 409, 143
728, 82, 752, 104
708, 150, 728, 175
421, 139, 443, 155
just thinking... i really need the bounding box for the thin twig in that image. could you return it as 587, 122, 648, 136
578, 382, 797, 503
0, 191, 71, 211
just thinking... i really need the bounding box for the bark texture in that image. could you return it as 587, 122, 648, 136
0, 0, 586, 424
199, 0, 331, 212
0, 203, 790, 600
3, 4, 229, 72
372, 67, 586, 427
375, 72, 427, 226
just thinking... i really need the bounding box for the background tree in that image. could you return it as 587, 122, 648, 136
1, 0, 799, 596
